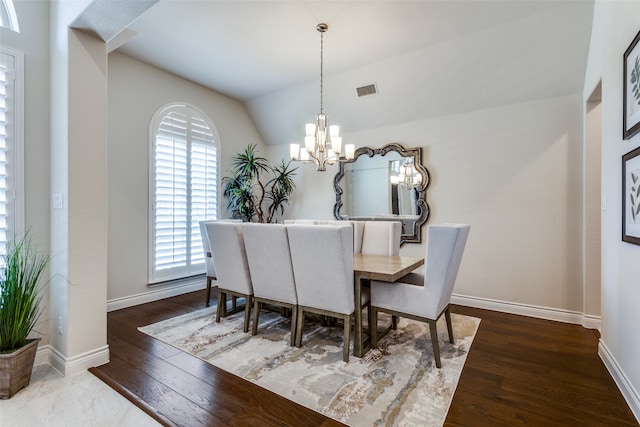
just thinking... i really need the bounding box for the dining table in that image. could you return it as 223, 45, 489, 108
352, 253, 425, 358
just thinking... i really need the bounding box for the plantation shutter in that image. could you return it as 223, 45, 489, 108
189, 115, 217, 265
150, 105, 218, 283
0, 54, 9, 250
0, 49, 18, 252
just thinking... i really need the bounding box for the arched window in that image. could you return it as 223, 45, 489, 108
0, 0, 20, 32
149, 103, 219, 283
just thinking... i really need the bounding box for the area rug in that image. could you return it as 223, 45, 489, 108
139, 305, 480, 427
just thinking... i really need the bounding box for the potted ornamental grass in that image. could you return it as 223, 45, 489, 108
0, 232, 50, 399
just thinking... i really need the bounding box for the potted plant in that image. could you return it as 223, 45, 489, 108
223, 144, 297, 223
0, 232, 50, 399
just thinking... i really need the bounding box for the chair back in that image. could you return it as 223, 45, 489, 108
422, 224, 470, 318
321, 220, 364, 254
205, 222, 253, 295
199, 220, 216, 277
287, 224, 354, 314
360, 220, 402, 256
242, 223, 297, 304
284, 219, 364, 254
283, 219, 320, 225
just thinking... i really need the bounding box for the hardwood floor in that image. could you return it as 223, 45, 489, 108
90, 289, 638, 427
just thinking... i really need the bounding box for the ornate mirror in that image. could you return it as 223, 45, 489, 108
333, 143, 430, 244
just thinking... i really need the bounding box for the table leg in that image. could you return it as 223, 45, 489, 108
353, 273, 366, 358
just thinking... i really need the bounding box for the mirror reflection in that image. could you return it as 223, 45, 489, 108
333, 143, 430, 244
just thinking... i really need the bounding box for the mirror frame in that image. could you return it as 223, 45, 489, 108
333, 143, 430, 244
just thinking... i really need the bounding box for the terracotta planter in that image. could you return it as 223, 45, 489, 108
0, 338, 40, 399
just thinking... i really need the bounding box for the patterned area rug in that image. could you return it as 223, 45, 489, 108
139, 305, 480, 427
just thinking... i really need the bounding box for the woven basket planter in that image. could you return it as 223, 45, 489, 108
0, 339, 40, 399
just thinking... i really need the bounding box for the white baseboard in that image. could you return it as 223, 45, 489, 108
107, 278, 208, 312
581, 313, 602, 331
34, 344, 110, 376
599, 340, 640, 423
34, 344, 52, 368
451, 293, 601, 329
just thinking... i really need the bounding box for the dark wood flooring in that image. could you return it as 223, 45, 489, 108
89, 289, 638, 427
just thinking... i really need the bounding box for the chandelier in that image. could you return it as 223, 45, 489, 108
290, 23, 355, 171
390, 158, 422, 189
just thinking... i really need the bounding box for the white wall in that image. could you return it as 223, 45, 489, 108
107, 52, 266, 303
584, 0, 640, 420
1, 0, 51, 344
270, 94, 585, 315
584, 97, 601, 319
248, 1, 592, 147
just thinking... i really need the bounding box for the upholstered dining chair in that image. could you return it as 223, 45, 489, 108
205, 221, 254, 333
287, 224, 361, 362
199, 220, 217, 307
358, 220, 402, 328
242, 223, 298, 346
369, 224, 470, 368
198, 219, 241, 307
360, 220, 402, 256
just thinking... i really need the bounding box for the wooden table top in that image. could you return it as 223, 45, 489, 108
353, 253, 424, 282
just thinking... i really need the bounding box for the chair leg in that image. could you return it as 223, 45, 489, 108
296, 310, 305, 348
252, 300, 261, 336
221, 292, 228, 317
215, 291, 224, 322
371, 306, 378, 348
429, 320, 442, 368
343, 314, 351, 363
231, 296, 237, 311
290, 306, 298, 347
243, 295, 252, 333
444, 307, 454, 344
205, 277, 213, 307
367, 305, 374, 341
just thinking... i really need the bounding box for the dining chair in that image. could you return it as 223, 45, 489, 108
198, 219, 241, 307
360, 220, 402, 256
242, 223, 298, 346
205, 221, 254, 333
369, 224, 470, 368
287, 224, 361, 362
359, 220, 402, 328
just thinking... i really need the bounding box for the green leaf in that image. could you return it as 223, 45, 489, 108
222, 145, 297, 223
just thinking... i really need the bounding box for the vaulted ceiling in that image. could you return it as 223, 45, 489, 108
103, 0, 594, 146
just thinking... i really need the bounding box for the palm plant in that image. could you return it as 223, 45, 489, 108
0, 233, 50, 353
222, 144, 297, 223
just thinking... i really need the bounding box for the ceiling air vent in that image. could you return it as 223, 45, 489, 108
356, 83, 378, 97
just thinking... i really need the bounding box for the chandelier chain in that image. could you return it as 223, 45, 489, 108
319, 29, 324, 114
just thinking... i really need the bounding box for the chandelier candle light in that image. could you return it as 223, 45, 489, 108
290, 23, 355, 171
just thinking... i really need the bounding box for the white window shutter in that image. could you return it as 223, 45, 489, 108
150, 105, 218, 283
0, 47, 23, 251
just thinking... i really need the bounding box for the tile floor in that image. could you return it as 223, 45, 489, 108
0, 364, 160, 427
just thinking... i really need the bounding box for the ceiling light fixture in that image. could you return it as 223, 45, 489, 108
290, 23, 355, 171
390, 158, 423, 189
